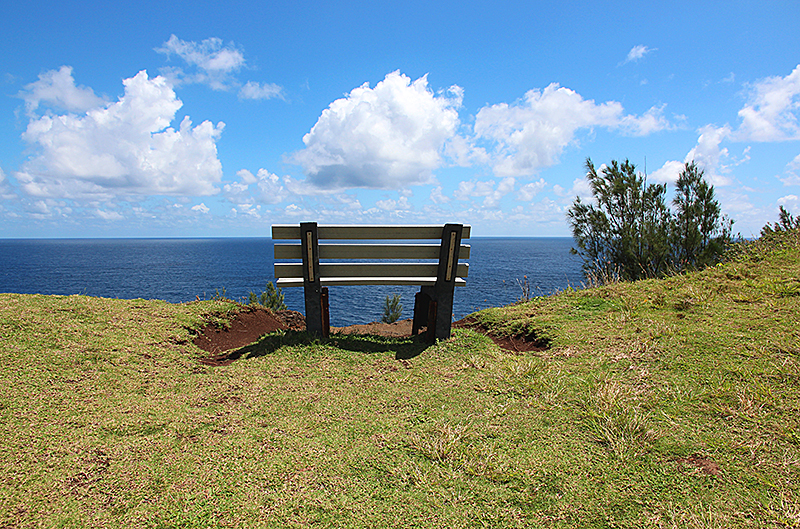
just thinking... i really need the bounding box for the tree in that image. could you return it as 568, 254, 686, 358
247, 281, 287, 311
761, 205, 800, 235
381, 294, 403, 324
568, 158, 672, 281
671, 162, 733, 270
568, 158, 733, 282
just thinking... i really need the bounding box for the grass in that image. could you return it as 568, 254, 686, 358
1, 230, 799, 527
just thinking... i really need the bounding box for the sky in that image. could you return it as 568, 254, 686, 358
1, 0, 799, 238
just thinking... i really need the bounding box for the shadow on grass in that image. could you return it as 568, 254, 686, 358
208, 330, 431, 364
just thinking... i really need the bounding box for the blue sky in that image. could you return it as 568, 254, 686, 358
1, 0, 798, 238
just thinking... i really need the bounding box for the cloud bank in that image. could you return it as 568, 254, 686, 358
473, 83, 670, 177
18, 69, 224, 199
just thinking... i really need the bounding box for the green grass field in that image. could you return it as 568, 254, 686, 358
1, 231, 798, 528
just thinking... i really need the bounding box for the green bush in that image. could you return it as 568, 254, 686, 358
381, 294, 403, 324
247, 282, 287, 311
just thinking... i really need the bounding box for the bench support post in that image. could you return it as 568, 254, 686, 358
411, 224, 463, 341
300, 222, 329, 338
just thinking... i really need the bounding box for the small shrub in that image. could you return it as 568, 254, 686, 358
381, 294, 403, 324
248, 282, 287, 311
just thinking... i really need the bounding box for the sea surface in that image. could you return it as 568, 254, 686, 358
0, 237, 584, 326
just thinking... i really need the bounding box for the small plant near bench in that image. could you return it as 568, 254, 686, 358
247, 282, 287, 311
381, 294, 403, 323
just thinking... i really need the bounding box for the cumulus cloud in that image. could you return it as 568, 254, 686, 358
474, 83, 669, 177
623, 45, 656, 64
293, 71, 462, 190
649, 160, 686, 184
650, 125, 737, 188
21, 66, 105, 115
736, 64, 800, 141
191, 203, 210, 214
17, 69, 224, 199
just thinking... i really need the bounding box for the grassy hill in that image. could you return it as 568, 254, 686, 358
1, 230, 798, 528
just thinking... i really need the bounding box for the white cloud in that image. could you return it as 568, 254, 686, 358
236, 169, 258, 185
255, 170, 289, 204
649, 160, 686, 184
18, 69, 224, 199
650, 125, 736, 189
779, 154, 800, 186
619, 105, 672, 136
624, 45, 656, 64
293, 71, 462, 190
484, 177, 515, 208
239, 81, 283, 100
517, 178, 547, 201
451, 178, 515, 208
21, 66, 105, 115
95, 209, 124, 221
554, 177, 593, 202
684, 125, 735, 185
474, 83, 669, 177
155, 35, 283, 99
454, 180, 496, 201
430, 186, 450, 204
0, 167, 13, 199
191, 203, 210, 214
156, 35, 245, 90
375, 196, 411, 211
736, 64, 800, 141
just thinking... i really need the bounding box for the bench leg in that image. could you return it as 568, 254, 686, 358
321, 287, 330, 338
412, 288, 439, 343
426, 300, 438, 343
304, 284, 330, 338
412, 290, 430, 336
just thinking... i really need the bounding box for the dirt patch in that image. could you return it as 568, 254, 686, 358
193, 307, 304, 363
453, 316, 550, 353
332, 319, 414, 337
677, 455, 722, 476
192, 309, 545, 366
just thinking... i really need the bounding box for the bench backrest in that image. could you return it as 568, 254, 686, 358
272, 224, 471, 287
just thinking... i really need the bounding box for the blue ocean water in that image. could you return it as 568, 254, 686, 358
0, 237, 584, 326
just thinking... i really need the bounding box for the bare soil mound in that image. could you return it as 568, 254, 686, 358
192, 307, 304, 356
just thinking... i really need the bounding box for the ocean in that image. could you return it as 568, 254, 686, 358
0, 237, 584, 326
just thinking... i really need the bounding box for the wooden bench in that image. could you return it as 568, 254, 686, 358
272, 223, 470, 341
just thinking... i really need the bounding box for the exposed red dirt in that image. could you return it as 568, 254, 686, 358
193, 308, 304, 365
453, 316, 550, 353
192, 309, 548, 366
332, 318, 415, 337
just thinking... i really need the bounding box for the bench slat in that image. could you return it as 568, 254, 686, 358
274, 243, 471, 260
272, 224, 471, 240
276, 277, 467, 287
275, 262, 469, 279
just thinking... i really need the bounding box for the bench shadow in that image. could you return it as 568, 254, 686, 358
216, 330, 431, 363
